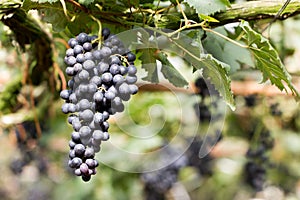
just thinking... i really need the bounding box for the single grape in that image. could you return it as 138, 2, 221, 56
90, 76, 102, 86
111, 46, 118, 54
100, 46, 112, 57
129, 84, 138, 94
85, 159, 96, 168
126, 75, 137, 84
104, 41, 112, 48
79, 126, 92, 138
80, 163, 89, 175
92, 50, 102, 60
69, 150, 76, 159
93, 91, 104, 102
101, 72, 113, 83
68, 38, 78, 48
79, 109, 94, 122
102, 28, 110, 39
126, 52, 136, 62
77, 99, 90, 111
84, 52, 93, 61
77, 32, 89, 44
71, 131, 81, 143
93, 130, 105, 142
105, 91, 115, 100
94, 113, 104, 123
109, 56, 121, 65
68, 78, 75, 88
69, 93, 77, 103
109, 64, 120, 75
83, 60, 95, 70
60, 89, 71, 100
118, 82, 130, 95
97, 62, 109, 74
82, 174, 91, 182
61, 103, 70, 114
73, 45, 84, 55
78, 70, 89, 81
111, 38, 120, 46
102, 111, 110, 121
68, 115, 77, 124
68, 103, 77, 113
83, 42, 93, 51
119, 65, 127, 75
101, 122, 110, 131
88, 83, 98, 93
72, 120, 82, 132
69, 140, 76, 149
75, 53, 84, 63
84, 147, 95, 158
74, 168, 81, 176
127, 65, 137, 75
73, 63, 83, 73
74, 144, 85, 156
70, 157, 82, 168
66, 48, 74, 57
66, 67, 75, 76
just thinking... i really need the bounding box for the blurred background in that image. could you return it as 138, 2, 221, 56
1, 1, 300, 200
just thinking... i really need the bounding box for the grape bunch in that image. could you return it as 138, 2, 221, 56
244, 129, 274, 191
60, 28, 138, 182
141, 147, 188, 200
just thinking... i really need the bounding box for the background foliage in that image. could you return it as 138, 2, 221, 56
1, 0, 300, 199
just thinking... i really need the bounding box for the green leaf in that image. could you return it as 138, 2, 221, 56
184, 0, 230, 15
198, 54, 235, 110
139, 48, 159, 83
25, 1, 69, 32
170, 33, 235, 110
67, 12, 90, 35
155, 52, 188, 87
202, 27, 253, 73
240, 21, 300, 98
41, 6, 68, 32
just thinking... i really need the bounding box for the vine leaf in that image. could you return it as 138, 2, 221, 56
140, 48, 159, 83
240, 21, 300, 98
198, 54, 235, 110
23, 1, 69, 32
202, 27, 253, 73
184, 0, 230, 15
156, 52, 189, 87
170, 32, 235, 110
41, 5, 68, 32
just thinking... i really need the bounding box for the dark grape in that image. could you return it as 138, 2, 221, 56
102, 28, 110, 39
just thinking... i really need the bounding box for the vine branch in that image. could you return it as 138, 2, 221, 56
213, 0, 300, 27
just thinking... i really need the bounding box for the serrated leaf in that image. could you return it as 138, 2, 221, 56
184, 0, 229, 15
203, 27, 253, 73
156, 52, 188, 87
170, 33, 235, 110
140, 48, 159, 83
240, 21, 299, 97
198, 54, 235, 110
